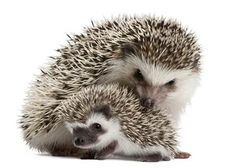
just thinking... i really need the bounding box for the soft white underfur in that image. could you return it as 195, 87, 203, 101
66, 114, 173, 159
29, 123, 73, 151
99, 56, 200, 124
163, 71, 200, 123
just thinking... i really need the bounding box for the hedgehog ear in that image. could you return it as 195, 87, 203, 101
93, 104, 112, 120
120, 43, 138, 56
64, 122, 75, 134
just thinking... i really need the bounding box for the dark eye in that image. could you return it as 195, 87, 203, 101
134, 69, 144, 81
165, 79, 176, 87
92, 123, 102, 130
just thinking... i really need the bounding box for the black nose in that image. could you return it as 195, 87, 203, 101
74, 137, 85, 146
140, 98, 154, 108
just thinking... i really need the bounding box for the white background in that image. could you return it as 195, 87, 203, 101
0, 0, 236, 167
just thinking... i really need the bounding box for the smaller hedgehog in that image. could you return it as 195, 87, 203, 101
20, 84, 178, 159
62, 84, 178, 161
66, 104, 174, 161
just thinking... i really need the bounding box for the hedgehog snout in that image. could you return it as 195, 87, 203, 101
140, 97, 155, 108
74, 137, 86, 146
136, 84, 171, 109
72, 127, 98, 148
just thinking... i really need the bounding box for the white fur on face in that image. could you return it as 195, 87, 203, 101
86, 114, 121, 150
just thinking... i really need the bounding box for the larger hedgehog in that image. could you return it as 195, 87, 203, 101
21, 16, 200, 156
23, 84, 178, 161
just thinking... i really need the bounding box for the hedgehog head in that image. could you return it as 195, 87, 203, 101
66, 104, 120, 151
98, 19, 201, 120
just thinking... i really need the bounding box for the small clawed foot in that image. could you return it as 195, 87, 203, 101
174, 151, 191, 159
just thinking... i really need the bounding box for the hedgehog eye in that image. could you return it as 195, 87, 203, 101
92, 123, 102, 130
164, 79, 176, 87
134, 69, 144, 81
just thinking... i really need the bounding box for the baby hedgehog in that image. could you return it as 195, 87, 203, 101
66, 104, 175, 162
39, 84, 178, 161
21, 16, 200, 156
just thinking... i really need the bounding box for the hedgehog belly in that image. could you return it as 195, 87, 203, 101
113, 131, 174, 159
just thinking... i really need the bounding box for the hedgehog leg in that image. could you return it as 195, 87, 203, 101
174, 151, 191, 159
80, 150, 97, 159
94, 140, 118, 160
48, 145, 85, 157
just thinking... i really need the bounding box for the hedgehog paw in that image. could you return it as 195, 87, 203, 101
174, 151, 191, 159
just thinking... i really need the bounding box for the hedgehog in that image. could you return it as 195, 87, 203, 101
21, 16, 200, 156
65, 104, 175, 162
25, 84, 178, 161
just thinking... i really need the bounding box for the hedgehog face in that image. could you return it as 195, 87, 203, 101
72, 124, 103, 149
126, 56, 199, 111
66, 105, 120, 150
99, 55, 200, 117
